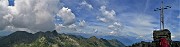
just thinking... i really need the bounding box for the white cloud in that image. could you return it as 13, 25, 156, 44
171, 35, 176, 39
55, 24, 63, 32
79, 20, 86, 27
98, 17, 108, 22
80, 1, 93, 9
100, 6, 116, 19
98, 6, 117, 23
114, 22, 122, 27
108, 22, 123, 32
55, 23, 78, 33
0, 0, 10, 30
0, 0, 61, 32
55, 20, 86, 33
55, 7, 78, 33
109, 31, 115, 34
68, 24, 77, 29
57, 7, 76, 26
108, 23, 115, 28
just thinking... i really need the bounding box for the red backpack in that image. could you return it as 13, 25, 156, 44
160, 38, 170, 47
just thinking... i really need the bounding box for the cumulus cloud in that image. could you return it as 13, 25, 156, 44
0, 0, 61, 31
97, 6, 116, 23
55, 20, 86, 33
100, 6, 116, 19
80, 1, 93, 9
55, 24, 78, 33
0, 0, 10, 30
108, 22, 124, 35
108, 22, 123, 30
55, 7, 77, 32
57, 7, 76, 26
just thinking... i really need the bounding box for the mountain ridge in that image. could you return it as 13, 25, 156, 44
0, 30, 125, 47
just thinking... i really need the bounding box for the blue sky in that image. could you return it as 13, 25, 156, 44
57, 0, 179, 40
0, 0, 179, 45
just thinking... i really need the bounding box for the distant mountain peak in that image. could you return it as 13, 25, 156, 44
52, 30, 58, 35
9, 31, 33, 36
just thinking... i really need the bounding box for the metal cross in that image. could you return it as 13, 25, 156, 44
154, 1, 171, 30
